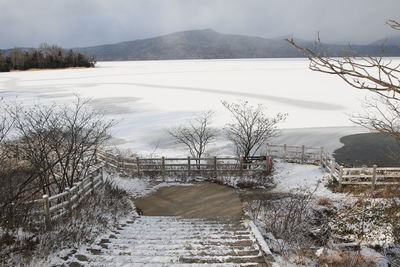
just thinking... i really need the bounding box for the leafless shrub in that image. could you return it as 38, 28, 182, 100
0, 180, 133, 266
317, 250, 376, 267
251, 187, 317, 254
168, 111, 216, 162
222, 100, 286, 158
7, 96, 114, 194
0, 96, 114, 230
317, 197, 333, 206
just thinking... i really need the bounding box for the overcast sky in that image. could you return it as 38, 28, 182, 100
1, 0, 399, 49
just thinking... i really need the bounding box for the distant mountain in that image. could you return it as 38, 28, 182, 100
72, 29, 400, 61
72, 29, 298, 61
2, 30, 400, 61
370, 35, 400, 46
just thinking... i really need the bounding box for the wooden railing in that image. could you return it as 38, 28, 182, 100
29, 167, 104, 228
339, 166, 400, 189
97, 151, 272, 177
266, 144, 325, 164
267, 143, 400, 190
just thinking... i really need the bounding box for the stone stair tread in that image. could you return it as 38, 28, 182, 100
70, 216, 269, 266
180, 255, 267, 264
80, 254, 265, 263
108, 234, 253, 240
119, 227, 248, 232
84, 262, 259, 266
108, 244, 258, 251
115, 231, 247, 235
103, 248, 261, 257
104, 239, 256, 246
128, 224, 247, 229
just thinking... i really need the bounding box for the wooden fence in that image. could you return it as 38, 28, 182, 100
266, 144, 325, 164
97, 151, 272, 177
338, 166, 400, 189
29, 167, 104, 228
267, 144, 400, 190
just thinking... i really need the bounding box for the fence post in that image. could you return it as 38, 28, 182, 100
214, 156, 217, 177
301, 145, 305, 164
187, 156, 191, 176
117, 155, 121, 169
239, 156, 244, 177
320, 146, 324, 164
283, 144, 287, 161
372, 164, 377, 190
136, 157, 140, 175
65, 187, 71, 213
266, 143, 269, 156
120, 156, 125, 170
338, 166, 344, 191
330, 158, 336, 179
161, 157, 165, 175
42, 195, 51, 229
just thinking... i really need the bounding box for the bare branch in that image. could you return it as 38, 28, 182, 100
222, 100, 287, 158
168, 111, 216, 159
286, 32, 400, 99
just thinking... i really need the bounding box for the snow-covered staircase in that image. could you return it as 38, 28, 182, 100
66, 216, 271, 266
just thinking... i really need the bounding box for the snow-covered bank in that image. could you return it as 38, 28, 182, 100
271, 160, 345, 198
0, 59, 378, 154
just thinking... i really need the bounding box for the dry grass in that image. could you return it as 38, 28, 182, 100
317, 197, 333, 206
317, 250, 376, 267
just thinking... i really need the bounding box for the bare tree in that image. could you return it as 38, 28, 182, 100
6, 96, 114, 196
286, 22, 400, 100
168, 111, 216, 160
222, 100, 287, 158
287, 19, 400, 143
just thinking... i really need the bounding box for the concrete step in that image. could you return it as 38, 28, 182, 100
111, 230, 252, 237
97, 243, 258, 252
180, 255, 267, 264
107, 234, 253, 241
83, 262, 260, 266
118, 223, 248, 229
79, 254, 265, 264
101, 238, 256, 247
103, 248, 261, 257
65, 216, 270, 266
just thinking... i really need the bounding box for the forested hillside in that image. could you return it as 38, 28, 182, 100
0, 43, 95, 72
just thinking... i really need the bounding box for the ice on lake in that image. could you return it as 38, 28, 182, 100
0, 58, 389, 155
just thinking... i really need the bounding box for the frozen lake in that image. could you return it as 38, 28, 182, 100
0, 58, 386, 155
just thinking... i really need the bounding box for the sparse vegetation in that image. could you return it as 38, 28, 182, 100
0, 96, 114, 230
168, 111, 216, 160
222, 100, 287, 158
0, 180, 133, 266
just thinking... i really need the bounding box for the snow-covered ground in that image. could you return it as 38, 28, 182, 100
271, 160, 348, 199
0, 58, 393, 155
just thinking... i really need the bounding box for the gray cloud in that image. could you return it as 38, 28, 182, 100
0, 0, 399, 49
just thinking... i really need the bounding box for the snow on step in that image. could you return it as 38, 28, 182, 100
66, 216, 270, 266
